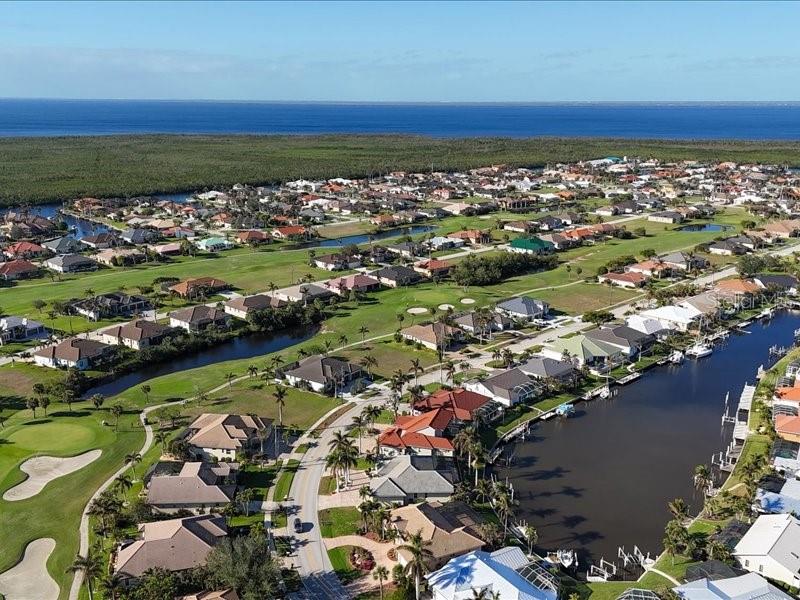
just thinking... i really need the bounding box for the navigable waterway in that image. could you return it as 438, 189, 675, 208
497, 310, 800, 568
83, 326, 316, 398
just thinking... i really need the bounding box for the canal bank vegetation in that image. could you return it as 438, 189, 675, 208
4, 134, 800, 206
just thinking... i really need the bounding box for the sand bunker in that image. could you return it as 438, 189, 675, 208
438, 304, 455, 311
3, 449, 102, 501
0, 538, 59, 600
460, 298, 476, 305
406, 307, 428, 315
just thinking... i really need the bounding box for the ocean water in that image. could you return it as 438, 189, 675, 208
1, 100, 799, 139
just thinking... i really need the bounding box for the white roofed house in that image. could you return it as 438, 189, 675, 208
184, 413, 273, 461
733, 513, 800, 589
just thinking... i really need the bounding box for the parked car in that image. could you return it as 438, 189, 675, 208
293, 517, 303, 533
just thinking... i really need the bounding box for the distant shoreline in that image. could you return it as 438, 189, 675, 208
2, 133, 800, 207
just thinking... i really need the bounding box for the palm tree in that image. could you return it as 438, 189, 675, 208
668, 498, 690, 522
26, 397, 39, 418
693, 464, 712, 494
444, 360, 457, 384
338, 334, 348, 347
273, 386, 287, 457
247, 364, 258, 378
113, 473, 132, 496
351, 415, 367, 454
373, 565, 389, 600
226, 372, 237, 389
67, 546, 103, 600
125, 452, 142, 480
154, 430, 168, 453
139, 384, 151, 402
360, 354, 378, 378
397, 530, 433, 600
409, 358, 423, 387
523, 524, 538, 556
110, 403, 124, 431
99, 573, 124, 600
358, 325, 370, 345
90, 393, 105, 410
328, 431, 358, 488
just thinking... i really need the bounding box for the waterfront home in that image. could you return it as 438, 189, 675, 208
733, 513, 800, 589
598, 271, 648, 288
673, 572, 794, 600
33, 338, 112, 370
453, 311, 513, 338
708, 239, 748, 256
146, 462, 238, 513
378, 409, 455, 457
401, 323, 463, 351
752, 273, 798, 295
312, 253, 362, 271
625, 314, 672, 337
465, 368, 540, 407
100, 319, 173, 350
236, 229, 271, 245
195, 237, 233, 252
282, 355, 363, 394
223, 294, 286, 319
584, 325, 654, 357
169, 277, 230, 299
495, 296, 549, 321
271, 225, 310, 240
386, 241, 425, 259
680, 292, 723, 318
0, 259, 39, 281
541, 334, 622, 368
114, 515, 227, 581
71, 292, 152, 321
648, 210, 684, 224
639, 305, 698, 332
712, 279, 761, 308
426, 236, 465, 251
413, 258, 452, 278
42, 235, 85, 255
426, 546, 558, 600
272, 282, 333, 304
660, 251, 708, 272
324, 273, 381, 296
755, 476, 800, 515
95, 247, 145, 266
411, 388, 498, 426
369, 454, 457, 504
185, 413, 272, 461
447, 229, 490, 245
374, 265, 424, 287
775, 415, 800, 444
772, 386, 800, 413
80, 232, 119, 249
169, 306, 229, 333
517, 356, 577, 385
391, 501, 485, 570
0, 316, 46, 345
44, 253, 98, 273
507, 236, 555, 255
3, 241, 49, 260
121, 227, 160, 245
370, 214, 398, 227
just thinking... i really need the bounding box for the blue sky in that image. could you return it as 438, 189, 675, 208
1, 1, 799, 101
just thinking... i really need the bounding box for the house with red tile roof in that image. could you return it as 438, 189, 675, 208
271, 225, 310, 240
413, 259, 452, 278
3, 241, 49, 260
775, 414, 800, 444
0, 259, 39, 281
412, 388, 496, 425
447, 230, 490, 245
236, 230, 271, 245
378, 409, 455, 458
598, 271, 647, 288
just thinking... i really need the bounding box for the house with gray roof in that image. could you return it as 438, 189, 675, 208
283, 355, 364, 394
495, 296, 550, 321
42, 235, 85, 255
146, 462, 238, 513
185, 413, 272, 461
44, 253, 98, 273
169, 306, 229, 333
517, 356, 577, 384
370, 455, 457, 504
0, 316, 46, 345
584, 325, 654, 357
272, 282, 334, 304
464, 368, 540, 407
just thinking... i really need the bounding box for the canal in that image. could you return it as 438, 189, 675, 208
83, 325, 316, 398
497, 310, 800, 569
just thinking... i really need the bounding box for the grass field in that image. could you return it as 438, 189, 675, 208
273, 459, 300, 503
319, 506, 361, 538
3, 134, 800, 206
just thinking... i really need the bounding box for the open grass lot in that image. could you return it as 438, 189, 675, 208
273, 459, 300, 503
0, 402, 143, 599
4, 135, 800, 206
0, 362, 65, 411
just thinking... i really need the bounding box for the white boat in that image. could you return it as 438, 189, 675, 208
557, 549, 577, 569
668, 350, 684, 364
687, 342, 712, 358
599, 385, 611, 399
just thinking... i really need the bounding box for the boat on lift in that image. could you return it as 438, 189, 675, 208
555, 403, 575, 417
668, 350, 684, 364
687, 341, 713, 358
546, 549, 577, 569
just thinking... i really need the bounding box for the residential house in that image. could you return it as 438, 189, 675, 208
391, 501, 485, 569
146, 462, 238, 513
709, 240, 748, 256
672, 573, 794, 600
426, 236, 464, 251
542, 334, 622, 368
195, 237, 234, 252
271, 225, 310, 240
752, 273, 798, 295
223, 294, 286, 319
733, 513, 800, 589
464, 368, 539, 407
272, 282, 333, 304
661, 251, 708, 272
453, 311, 513, 338
44, 253, 98, 273
426, 547, 558, 600
369, 455, 457, 504
495, 296, 549, 321
626, 259, 672, 278
775, 414, 800, 444
378, 409, 455, 457
313, 253, 362, 271
447, 230, 490, 245
374, 265, 424, 288
507, 237, 555, 255
713, 279, 761, 308
121, 228, 160, 245
764, 220, 800, 239
185, 413, 272, 461
169, 306, 229, 333
324, 273, 381, 296
149, 242, 182, 256
3, 241, 49, 260
401, 323, 463, 351
503, 220, 536, 234
169, 277, 230, 299
33, 338, 112, 370
236, 230, 271, 245
71, 292, 151, 321
41, 236, 85, 255
95, 247, 145, 266
536, 232, 577, 250
599, 271, 647, 288
80, 232, 118, 249
517, 356, 577, 385
387, 241, 424, 259
114, 515, 227, 580
639, 305, 700, 332
584, 325, 654, 358
282, 355, 364, 394
0, 259, 39, 281
648, 211, 684, 224
100, 319, 173, 350
0, 316, 46, 345
412, 388, 496, 426
413, 259, 452, 278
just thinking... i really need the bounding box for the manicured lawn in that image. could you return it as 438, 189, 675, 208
319, 475, 337, 495
327, 545, 367, 584
240, 462, 282, 502
273, 459, 300, 503
319, 506, 361, 538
